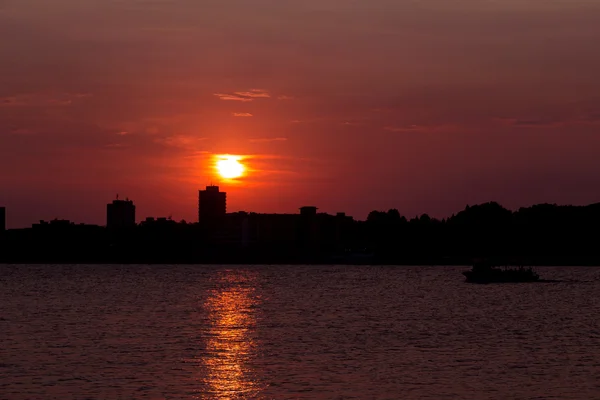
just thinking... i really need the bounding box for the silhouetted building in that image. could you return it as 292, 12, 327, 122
218, 207, 354, 253
217, 212, 253, 246
199, 186, 226, 224
335, 212, 354, 248
251, 213, 299, 246
139, 216, 177, 227
107, 197, 136, 229
0, 207, 5, 232
32, 219, 75, 229
299, 206, 319, 247
300, 206, 318, 217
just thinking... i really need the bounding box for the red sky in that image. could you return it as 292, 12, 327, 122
1, 0, 600, 228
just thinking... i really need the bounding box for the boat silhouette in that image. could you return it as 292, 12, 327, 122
463, 260, 540, 283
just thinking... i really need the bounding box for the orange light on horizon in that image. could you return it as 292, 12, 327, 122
214, 154, 245, 180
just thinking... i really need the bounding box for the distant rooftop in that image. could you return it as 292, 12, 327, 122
111, 199, 134, 204
111, 194, 133, 204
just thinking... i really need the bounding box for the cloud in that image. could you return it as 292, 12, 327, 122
182, 150, 211, 159
235, 89, 270, 98
214, 89, 270, 102
290, 117, 327, 124
154, 135, 207, 148
9, 128, 34, 135
277, 95, 294, 100
0, 93, 91, 107
384, 124, 453, 133
493, 117, 562, 128
384, 125, 421, 132
49, 99, 72, 106
249, 137, 288, 143
214, 94, 253, 102
493, 115, 600, 128
0, 96, 29, 107
233, 112, 253, 117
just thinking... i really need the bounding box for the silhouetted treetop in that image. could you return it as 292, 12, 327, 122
449, 202, 512, 226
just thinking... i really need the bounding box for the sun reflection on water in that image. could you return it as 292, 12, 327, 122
198, 270, 262, 399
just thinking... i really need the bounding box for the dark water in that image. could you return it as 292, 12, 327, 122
2, 265, 600, 399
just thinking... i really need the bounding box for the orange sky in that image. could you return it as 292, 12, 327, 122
1, 0, 600, 227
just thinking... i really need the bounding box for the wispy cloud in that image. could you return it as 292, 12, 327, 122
214, 89, 270, 102
290, 117, 326, 124
385, 125, 428, 133
9, 128, 35, 135
277, 95, 294, 100
493, 117, 562, 128
154, 135, 207, 148
182, 150, 211, 159
384, 123, 457, 133
249, 137, 288, 143
384, 125, 421, 133
235, 90, 270, 98
0, 93, 91, 107
0, 96, 34, 107
494, 115, 600, 128
233, 112, 253, 117
214, 94, 253, 102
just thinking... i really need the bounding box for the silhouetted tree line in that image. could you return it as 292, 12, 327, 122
1, 202, 600, 264
360, 202, 600, 264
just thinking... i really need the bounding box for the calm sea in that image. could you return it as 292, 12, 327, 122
2, 265, 600, 399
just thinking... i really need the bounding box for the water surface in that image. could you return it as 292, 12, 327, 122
2, 265, 600, 399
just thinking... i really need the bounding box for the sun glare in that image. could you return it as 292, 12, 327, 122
215, 155, 245, 179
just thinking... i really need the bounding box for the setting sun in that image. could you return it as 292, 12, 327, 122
215, 155, 245, 179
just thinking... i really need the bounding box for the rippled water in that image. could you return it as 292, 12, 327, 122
2, 265, 600, 399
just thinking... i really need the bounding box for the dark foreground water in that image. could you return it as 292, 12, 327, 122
2, 265, 600, 399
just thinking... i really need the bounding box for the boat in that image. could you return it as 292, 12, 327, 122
463, 260, 540, 283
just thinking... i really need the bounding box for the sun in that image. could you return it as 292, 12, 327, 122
215, 155, 245, 179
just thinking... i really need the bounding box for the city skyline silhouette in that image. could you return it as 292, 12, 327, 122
2, 185, 600, 265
